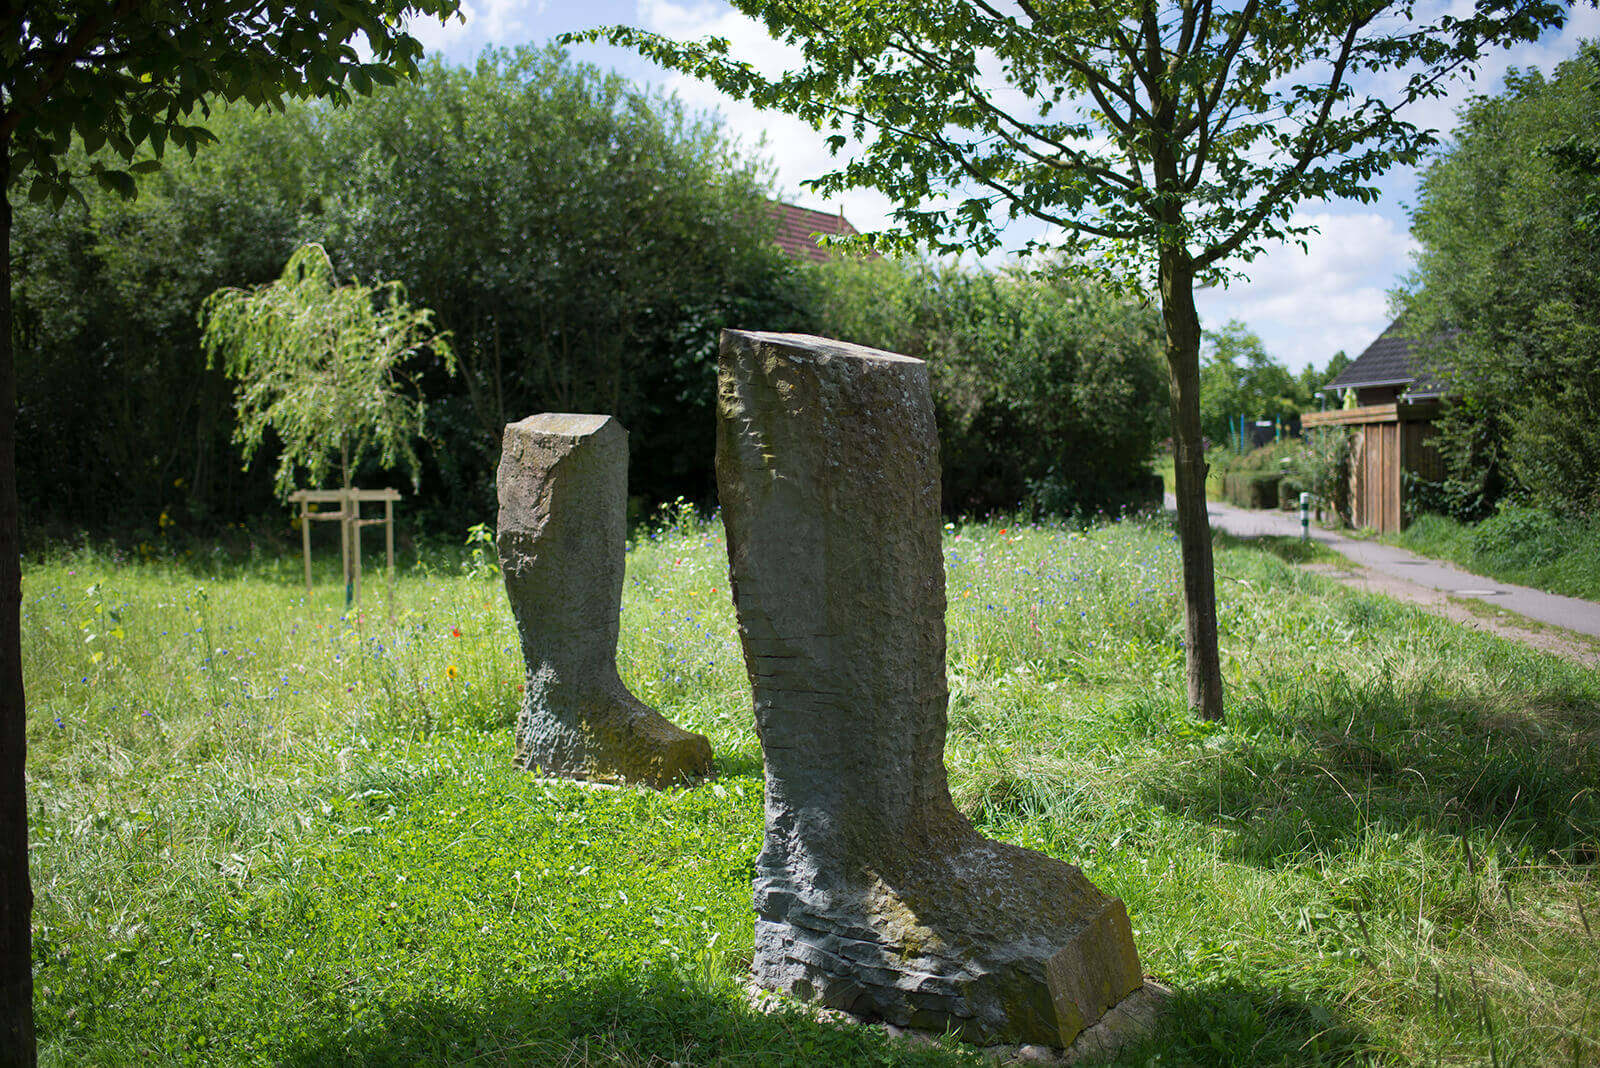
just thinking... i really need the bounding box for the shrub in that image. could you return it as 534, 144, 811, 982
803, 257, 1168, 518
1470, 502, 1567, 567
1222, 471, 1282, 509
1287, 430, 1351, 525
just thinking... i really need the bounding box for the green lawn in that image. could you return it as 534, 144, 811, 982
24, 516, 1600, 1065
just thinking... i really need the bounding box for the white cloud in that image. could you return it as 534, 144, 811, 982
634, 1, 899, 233
1195, 212, 1417, 372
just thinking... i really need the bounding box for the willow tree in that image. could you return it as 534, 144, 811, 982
200, 243, 454, 497
571, 0, 1566, 721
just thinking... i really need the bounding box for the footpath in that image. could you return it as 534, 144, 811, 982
1166, 494, 1600, 668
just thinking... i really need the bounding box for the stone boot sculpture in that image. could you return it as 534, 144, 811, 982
497, 413, 713, 789
716, 331, 1144, 1047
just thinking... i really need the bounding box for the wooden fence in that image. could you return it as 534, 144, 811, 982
1300, 402, 1442, 533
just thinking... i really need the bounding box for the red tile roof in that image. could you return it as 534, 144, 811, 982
770, 201, 863, 262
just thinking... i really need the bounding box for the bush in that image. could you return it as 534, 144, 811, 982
1470, 502, 1567, 567
802, 258, 1168, 518
1286, 431, 1351, 525
1222, 471, 1282, 509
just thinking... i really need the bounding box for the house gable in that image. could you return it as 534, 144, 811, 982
1322, 319, 1450, 404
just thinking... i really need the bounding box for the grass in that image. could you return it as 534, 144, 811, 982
1212, 532, 1348, 568
23, 514, 1600, 1065
1390, 509, 1600, 602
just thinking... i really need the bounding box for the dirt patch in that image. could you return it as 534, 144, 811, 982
1300, 563, 1600, 668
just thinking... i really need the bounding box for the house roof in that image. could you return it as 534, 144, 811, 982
1323, 319, 1451, 398
770, 201, 862, 262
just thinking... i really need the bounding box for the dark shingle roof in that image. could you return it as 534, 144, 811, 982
1324, 319, 1450, 398
770, 201, 861, 262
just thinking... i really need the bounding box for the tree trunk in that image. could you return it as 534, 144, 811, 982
0, 146, 39, 1066
1159, 245, 1226, 721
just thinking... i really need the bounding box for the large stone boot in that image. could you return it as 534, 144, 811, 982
497, 413, 713, 789
715, 331, 1144, 1047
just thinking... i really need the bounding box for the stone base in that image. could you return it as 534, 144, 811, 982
748, 979, 1170, 1063
515, 673, 713, 789
751, 823, 1144, 1048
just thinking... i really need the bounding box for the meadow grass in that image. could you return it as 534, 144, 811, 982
22, 513, 1600, 1065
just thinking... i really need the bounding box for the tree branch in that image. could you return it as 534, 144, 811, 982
1176, 0, 1260, 140
1196, 12, 1365, 268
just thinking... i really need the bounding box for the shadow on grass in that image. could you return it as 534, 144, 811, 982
1139, 674, 1600, 868
275, 970, 1381, 1067
1213, 530, 1345, 567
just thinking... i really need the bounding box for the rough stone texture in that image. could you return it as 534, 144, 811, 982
716, 330, 1145, 1048
497, 413, 713, 789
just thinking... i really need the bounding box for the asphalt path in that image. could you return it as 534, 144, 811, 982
1168, 493, 1600, 641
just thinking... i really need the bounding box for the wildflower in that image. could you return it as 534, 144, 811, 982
446, 664, 460, 681
451, 627, 462, 638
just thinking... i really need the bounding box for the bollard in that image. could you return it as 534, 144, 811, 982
1300, 491, 1311, 540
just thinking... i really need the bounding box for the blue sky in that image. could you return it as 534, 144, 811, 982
406, 0, 1600, 374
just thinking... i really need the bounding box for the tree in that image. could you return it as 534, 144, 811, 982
305, 47, 803, 523
1399, 43, 1600, 519
10, 47, 805, 535
200, 242, 454, 497
0, 3, 459, 1061
1299, 349, 1350, 410
12, 102, 319, 528
1199, 320, 1301, 446
572, 0, 1565, 721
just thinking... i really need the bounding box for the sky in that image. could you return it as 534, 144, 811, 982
404, 0, 1600, 374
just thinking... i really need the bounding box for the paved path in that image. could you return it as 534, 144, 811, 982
1168, 494, 1600, 665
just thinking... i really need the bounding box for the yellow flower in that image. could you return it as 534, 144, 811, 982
445, 664, 460, 681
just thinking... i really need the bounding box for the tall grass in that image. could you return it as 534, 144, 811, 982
23, 513, 1600, 1065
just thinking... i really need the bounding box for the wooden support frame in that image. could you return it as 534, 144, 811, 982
288, 487, 401, 621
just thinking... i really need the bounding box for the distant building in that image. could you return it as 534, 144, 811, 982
769, 201, 867, 262
1302, 318, 1449, 533
1319, 319, 1451, 407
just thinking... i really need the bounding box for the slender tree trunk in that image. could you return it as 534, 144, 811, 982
0, 147, 39, 1067
1159, 245, 1226, 721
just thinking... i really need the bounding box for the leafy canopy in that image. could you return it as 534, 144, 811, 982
571, 0, 1564, 286
200, 243, 455, 497
1400, 42, 1600, 519
1199, 321, 1303, 443
3, 0, 461, 207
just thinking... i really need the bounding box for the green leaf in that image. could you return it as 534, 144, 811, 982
94, 168, 138, 200
79, 122, 107, 155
